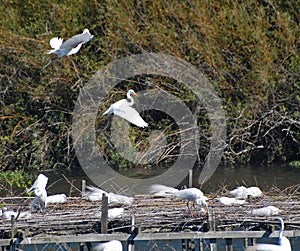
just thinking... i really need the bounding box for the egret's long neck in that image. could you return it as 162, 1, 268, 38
127, 92, 134, 106
278, 219, 284, 245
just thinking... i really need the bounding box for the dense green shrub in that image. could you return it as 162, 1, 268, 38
0, 0, 299, 174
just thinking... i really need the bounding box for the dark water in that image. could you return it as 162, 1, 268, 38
44, 164, 300, 196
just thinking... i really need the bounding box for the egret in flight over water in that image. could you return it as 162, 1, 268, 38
245, 218, 291, 251
102, 89, 148, 128
43, 28, 94, 70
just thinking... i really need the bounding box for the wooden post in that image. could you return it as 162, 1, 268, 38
131, 215, 135, 232
11, 215, 17, 238
225, 238, 233, 251
188, 170, 193, 188
81, 180, 86, 197
101, 193, 108, 234
128, 215, 135, 251
208, 210, 215, 231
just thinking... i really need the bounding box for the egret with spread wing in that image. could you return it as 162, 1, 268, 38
26, 174, 48, 212
103, 89, 148, 128
43, 28, 94, 70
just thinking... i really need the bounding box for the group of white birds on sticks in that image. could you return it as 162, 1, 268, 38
0, 173, 292, 250
1, 174, 292, 250
1, 30, 291, 250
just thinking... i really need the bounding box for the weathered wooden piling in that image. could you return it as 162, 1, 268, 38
188, 169, 193, 188
81, 180, 86, 197
101, 193, 108, 234
128, 215, 136, 251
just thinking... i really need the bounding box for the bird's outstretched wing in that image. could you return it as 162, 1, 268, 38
49, 37, 63, 50
27, 174, 48, 192
106, 99, 148, 128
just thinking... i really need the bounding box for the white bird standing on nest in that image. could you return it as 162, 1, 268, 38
149, 184, 208, 211
43, 28, 94, 70
251, 206, 281, 216
26, 174, 48, 212
94, 240, 123, 251
229, 186, 263, 199
84, 185, 133, 206
245, 218, 291, 251
102, 89, 148, 128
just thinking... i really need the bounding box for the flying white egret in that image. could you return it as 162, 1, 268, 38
1, 207, 31, 221
43, 28, 94, 70
46, 194, 67, 204
245, 218, 291, 251
217, 196, 246, 206
84, 185, 133, 206
94, 240, 123, 251
251, 206, 281, 216
26, 174, 48, 212
102, 89, 148, 128
149, 184, 208, 210
229, 186, 262, 199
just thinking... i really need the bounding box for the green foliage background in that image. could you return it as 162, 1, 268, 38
0, 0, 299, 174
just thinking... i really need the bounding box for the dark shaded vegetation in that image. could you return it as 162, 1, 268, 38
1, 0, 299, 179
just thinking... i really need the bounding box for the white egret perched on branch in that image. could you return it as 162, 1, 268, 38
43, 28, 94, 70
94, 240, 123, 251
102, 89, 148, 128
26, 174, 48, 212
149, 184, 208, 211
245, 218, 291, 251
